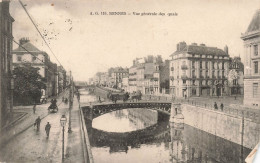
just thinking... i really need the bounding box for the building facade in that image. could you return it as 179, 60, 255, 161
12, 38, 58, 97
170, 42, 230, 98
0, 1, 14, 129
110, 67, 129, 88
228, 57, 244, 95
241, 9, 260, 108
57, 66, 66, 94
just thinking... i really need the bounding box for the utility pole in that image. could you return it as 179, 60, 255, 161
68, 70, 72, 133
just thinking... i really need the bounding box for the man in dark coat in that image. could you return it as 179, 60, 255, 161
35, 116, 41, 131
45, 122, 51, 138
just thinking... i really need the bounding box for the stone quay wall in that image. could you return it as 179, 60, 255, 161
182, 104, 260, 149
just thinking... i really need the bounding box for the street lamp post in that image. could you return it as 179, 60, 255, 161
68, 71, 72, 133
60, 115, 67, 162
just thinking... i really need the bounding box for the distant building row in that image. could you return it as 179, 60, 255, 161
90, 50, 243, 98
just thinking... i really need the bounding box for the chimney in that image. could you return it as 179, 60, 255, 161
179, 41, 187, 51
191, 43, 198, 46
19, 37, 30, 46
133, 60, 136, 66
224, 45, 229, 55
200, 43, 206, 46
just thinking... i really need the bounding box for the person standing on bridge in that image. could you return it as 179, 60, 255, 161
45, 122, 51, 138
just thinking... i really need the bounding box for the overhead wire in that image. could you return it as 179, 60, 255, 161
18, 0, 63, 67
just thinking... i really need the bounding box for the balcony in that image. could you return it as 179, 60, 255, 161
181, 65, 188, 70
181, 75, 188, 79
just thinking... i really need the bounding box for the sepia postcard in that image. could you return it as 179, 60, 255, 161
0, 0, 260, 162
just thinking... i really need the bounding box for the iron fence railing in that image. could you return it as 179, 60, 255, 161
141, 95, 260, 123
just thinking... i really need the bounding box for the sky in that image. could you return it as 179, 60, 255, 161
9, 0, 260, 81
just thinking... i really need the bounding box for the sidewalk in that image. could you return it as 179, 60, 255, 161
64, 96, 85, 162
0, 90, 69, 148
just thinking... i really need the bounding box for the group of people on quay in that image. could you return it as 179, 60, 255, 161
106, 91, 142, 103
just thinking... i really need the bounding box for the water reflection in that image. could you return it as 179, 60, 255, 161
80, 90, 251, 163
92, 109, 158, 133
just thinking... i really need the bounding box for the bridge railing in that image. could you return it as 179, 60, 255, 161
142, 95, 260, 123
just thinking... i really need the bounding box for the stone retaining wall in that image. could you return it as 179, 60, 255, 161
182, 104, 260, 149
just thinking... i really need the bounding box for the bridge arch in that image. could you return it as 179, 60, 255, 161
81, 102, 172, 119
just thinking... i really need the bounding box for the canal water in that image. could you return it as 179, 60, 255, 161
79, 89, 251, 163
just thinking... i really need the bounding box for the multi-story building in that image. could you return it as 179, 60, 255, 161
160, 60, 170, 94
0, 1, 14, 130
128, 59, 139, 93
122, 75, 129, 92
228, 57, 244, 95
132, 55, 164, 95
57, 66, 66, 94
100, 72, 109, 86
241, 9, 260, 108
12, 38, 58, 97
110, 67, 128, 88
170, 42, 230, 97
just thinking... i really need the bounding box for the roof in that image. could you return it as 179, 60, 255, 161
13, 42, 42, 53
247, 9, 260, 33
171, 44, 227, 56
112, 67, 128, 73
144, 63, 154, 75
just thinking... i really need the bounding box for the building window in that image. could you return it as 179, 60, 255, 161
233, 79, 237, 85
32, 56, 37, 61
183, 80, 186, 84
205, 61, 208, 69
200, 61, 202, 69
17, 56, 22, 61
254, 45, 258, 56
254, 61, 258, 74
192, 70, 195, 77
253, 83, 258, 98
206, 70, 208, 78
192, 61, 195, 68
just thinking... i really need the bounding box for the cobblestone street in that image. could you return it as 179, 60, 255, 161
0, 90, 85, 162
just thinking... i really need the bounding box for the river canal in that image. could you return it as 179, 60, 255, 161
79, 89, 251, 163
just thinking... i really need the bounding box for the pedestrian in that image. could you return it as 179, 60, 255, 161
220, 103, 224, 111
114, 96, 117, 104
45, 122, 51, 138
214, 102, 218, 110
33, 104, 36, 114
35, 116, 41, 131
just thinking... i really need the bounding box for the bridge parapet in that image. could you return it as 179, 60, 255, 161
81, 102, 173, 120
